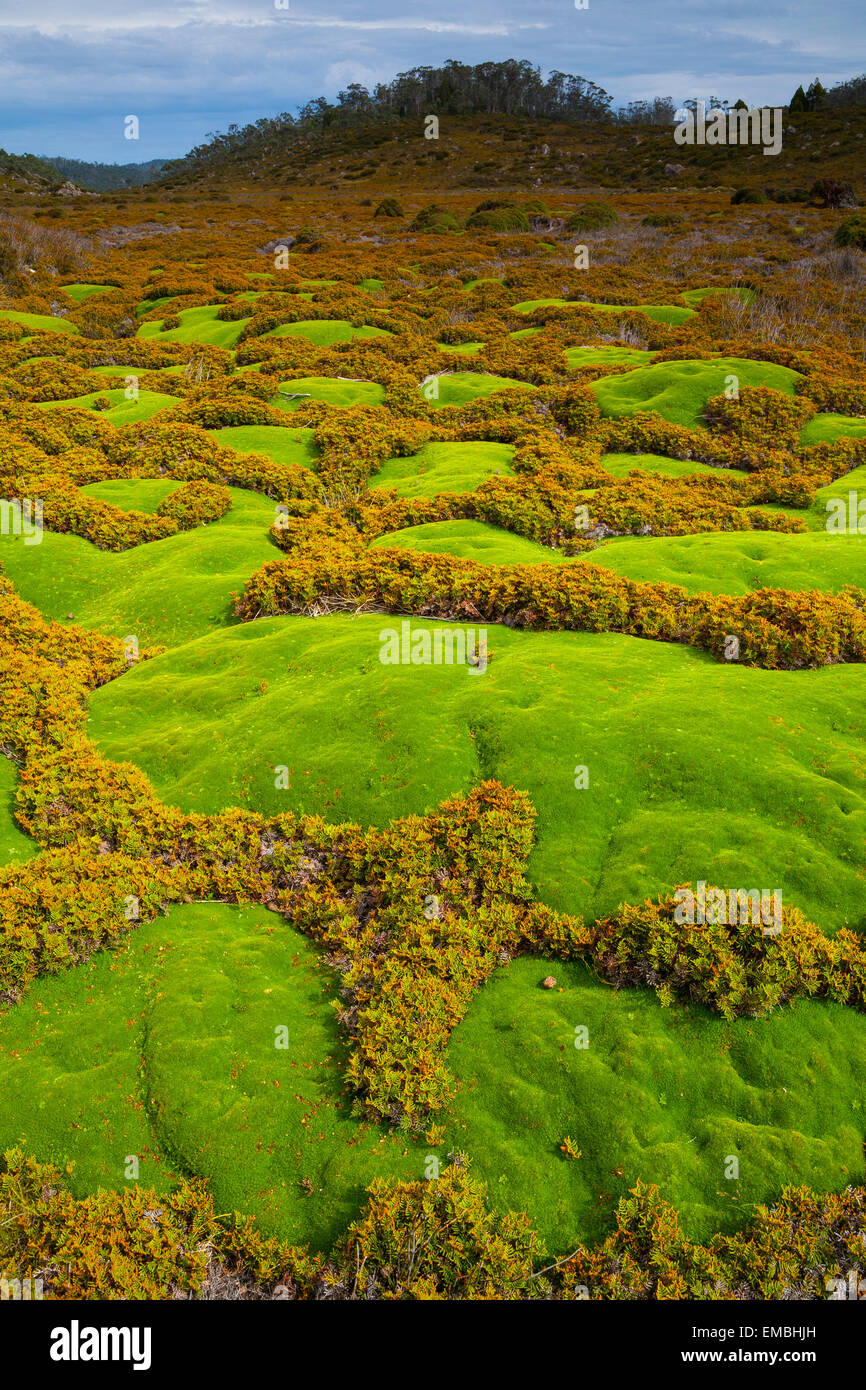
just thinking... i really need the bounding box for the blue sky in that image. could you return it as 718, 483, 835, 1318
0, 0, 863, 163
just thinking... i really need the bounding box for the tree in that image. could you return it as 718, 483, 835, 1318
789, 85, 808, 113
811, 177, 854, 209
805, 79, 828, 110
826, 72, 866, 107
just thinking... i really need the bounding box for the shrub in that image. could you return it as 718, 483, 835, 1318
155, 480, 232, 527
566, 202, 619, 232
292, 226, 324, 253
0, 214, 89, 291
796, 374, 866, 413
0, 1148, 315, 1300
466, 206, 530, 232
3, 358, 94, 403
764, 187, 810, 205
409, 204, 460, 235
834, 213, 866, 250
703, 385, 817, 449
731, 188, 767, 204
546, 382, 603, 437
236, 545, 866, 671
554, 1179, 866, 1300
374, 197, 404, 218
330, 1163, 542, 1299
215, 301, 253, 321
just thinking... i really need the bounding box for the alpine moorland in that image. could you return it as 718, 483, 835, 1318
1, 63, 865, 1302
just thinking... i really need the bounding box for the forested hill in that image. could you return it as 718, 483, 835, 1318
158, 59, 865, 194
43, 157, 169, 191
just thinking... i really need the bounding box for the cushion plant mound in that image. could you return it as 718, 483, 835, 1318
210, 424, 319, 468
87, 614, 866, 933
80, 478, 184, 514
0, 902, 426, 1249
372, 520, 573, 567
39, 388, 178, 425
600, 451, 750, 480
590, 358, 801, 429
588, 528, 866, 597
679, 286, 756, 308
437, 341, 485, 356
512, 298, 696, 325
271, 376, 385, 411
446, 956, 866, 1249
137, 305, 251, 347
60, 283, 116, 303
0, 310, 80, 335
262, 320, 392, 347
371, 441, 516, 496
421, 372, 531, 409
800, 413, 866, 445
0, 482, 277, 650
565, 346, 655, 368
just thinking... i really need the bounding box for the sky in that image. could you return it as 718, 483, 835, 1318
0, 0, 863, 163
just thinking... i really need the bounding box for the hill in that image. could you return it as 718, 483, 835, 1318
159, 107, 865, 198
0, 149, 65, 193
43, 157, 169, 192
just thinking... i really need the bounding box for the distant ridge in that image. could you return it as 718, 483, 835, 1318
41, 157, 170, 192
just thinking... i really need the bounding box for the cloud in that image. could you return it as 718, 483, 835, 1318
0, 0, 862, 161
323, 61, 391, 92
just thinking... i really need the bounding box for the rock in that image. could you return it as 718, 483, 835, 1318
663, 162, 686, 176
256, 236, 296, 256
66, 613, 74, 620
529, 215, 565, 234
542, 975, 557, 989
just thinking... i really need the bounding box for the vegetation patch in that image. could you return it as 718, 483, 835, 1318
371, 441, 516, 496
591, 358, 801, 429
447, 957, 866, 1248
